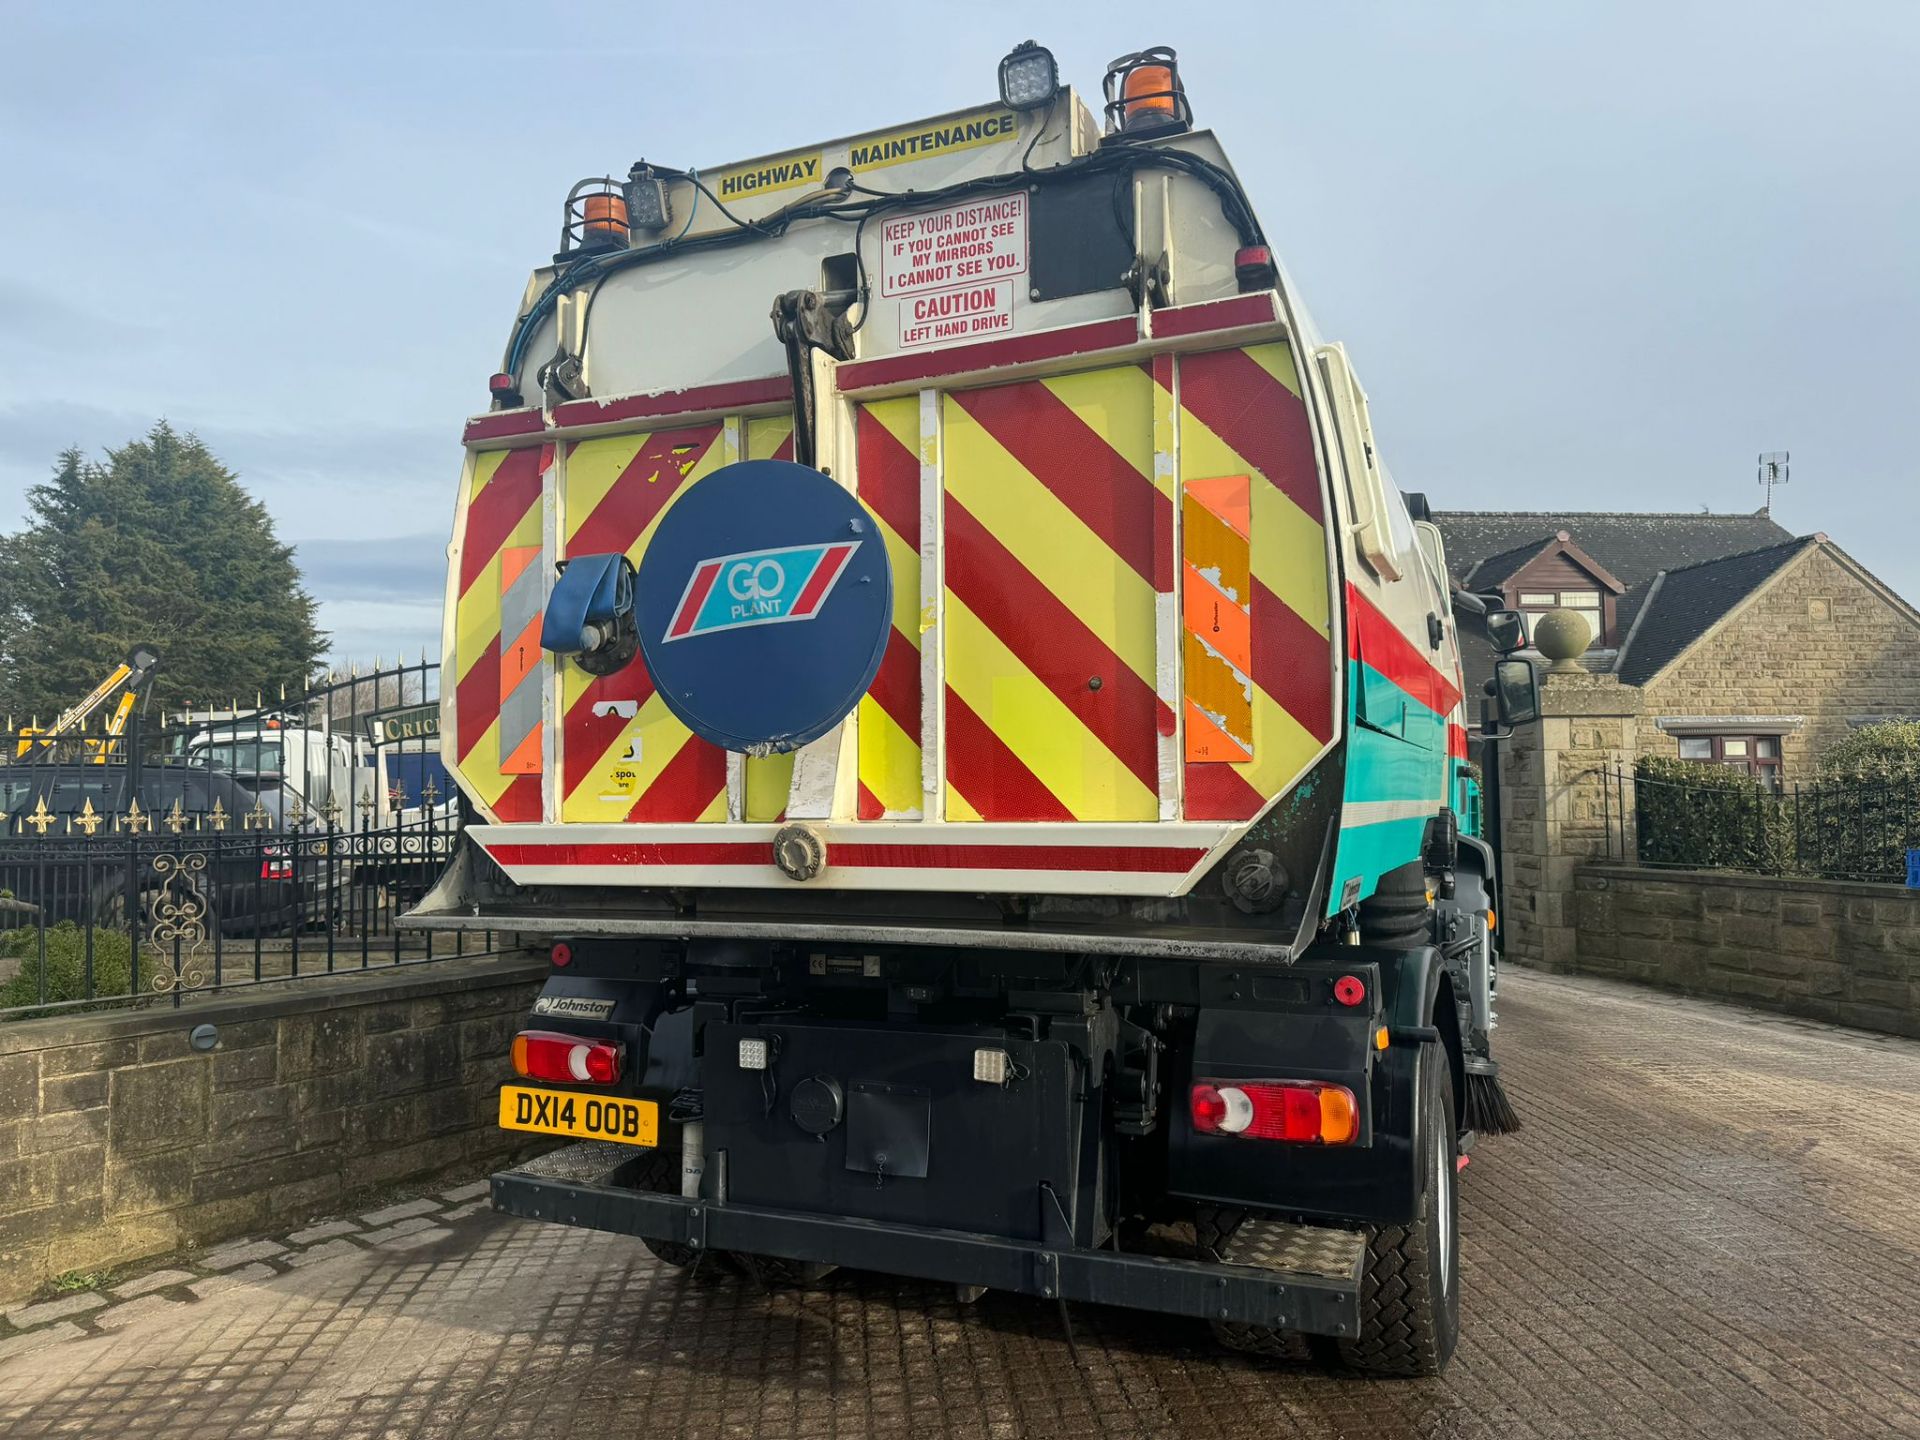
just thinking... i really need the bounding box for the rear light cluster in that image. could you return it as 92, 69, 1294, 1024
260, 848, 292, 881
512, 1030, 622, 1085
1190, 1080, 1359, 1145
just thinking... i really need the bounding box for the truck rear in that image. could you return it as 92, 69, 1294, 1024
411, 42, 1536, 1376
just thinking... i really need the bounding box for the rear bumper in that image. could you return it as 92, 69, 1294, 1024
492, 1143, 1363, 1338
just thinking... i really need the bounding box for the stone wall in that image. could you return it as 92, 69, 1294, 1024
1494, 670, 1640, 971
1565, 864, 1920, 1038
0, 951, 546, 1303
1637, 545, 1920, 774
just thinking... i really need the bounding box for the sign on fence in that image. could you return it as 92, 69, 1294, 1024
367, 704, 440, 746
1907, 849, 1920, 889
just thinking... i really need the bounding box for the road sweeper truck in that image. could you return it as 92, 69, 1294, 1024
411, 42, 1540, 1376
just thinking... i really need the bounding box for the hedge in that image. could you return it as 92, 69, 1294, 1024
1633, 754, 1918, 882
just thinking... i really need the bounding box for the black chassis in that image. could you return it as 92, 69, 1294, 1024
491, 931, 1455, 1337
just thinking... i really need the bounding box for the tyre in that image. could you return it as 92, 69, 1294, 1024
91, 881, 219, 941
632, 1138, 701, 1270
1194, 1208, 1313, 1361
1338, 1046, 1460, 1376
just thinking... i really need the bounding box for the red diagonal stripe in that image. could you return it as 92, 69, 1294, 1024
944, 685, 1073, 822
629, 735, 727, 822
568, 426, 719, 559
945, 498, 1167, 797
493, 772, 542, 824
1177, 348, 1323, 522
1184, 759, 1266, 821
562, 664, 658, 801
459, 448, 544, 596
1251, 578, 1336, 743
1346, 583, 1462, 717
867, 626, 920, 739
857, 407, 919, 546
792, 542, 854, 617
949, 381, 1168, 587
772, 432, 795, 462
455, 636, 500, 763
857, 781, 884, 821
667, 560, 723, 640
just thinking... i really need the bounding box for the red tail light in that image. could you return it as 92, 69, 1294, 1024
1234, 244, 1278, 292
260, 849, 292, 881
1333, 974, 1367, 1007
1189, 1080, 1359, 1144
511, 1030, 622, 1085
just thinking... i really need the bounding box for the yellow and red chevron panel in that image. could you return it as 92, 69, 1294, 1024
940, 365, 1172, 822
1171, 344, 1334, 820
452, 444, 548, 823
558, 424, 730, 824
855, 397, 924, 819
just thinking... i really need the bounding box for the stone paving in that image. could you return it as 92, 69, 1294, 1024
1, 969, 1918, 1438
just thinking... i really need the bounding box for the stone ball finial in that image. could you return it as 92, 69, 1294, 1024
1533, 607, 1592, 673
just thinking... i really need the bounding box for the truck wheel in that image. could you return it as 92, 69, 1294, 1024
1194, 1208, 1312, 1361
1338, 1047, 1460, 1376
632, 1139, 720, 1272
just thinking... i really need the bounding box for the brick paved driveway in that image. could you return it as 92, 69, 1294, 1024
2, 968, 1918, 1439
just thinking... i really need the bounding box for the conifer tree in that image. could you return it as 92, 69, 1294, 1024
0, 423, 324, 722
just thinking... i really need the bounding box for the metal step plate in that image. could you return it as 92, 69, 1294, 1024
501, 1140, 645, 1185
1231, 1219, 1368, 1280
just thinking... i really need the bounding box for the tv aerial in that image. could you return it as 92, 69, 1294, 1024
1757, 451, 1789, 514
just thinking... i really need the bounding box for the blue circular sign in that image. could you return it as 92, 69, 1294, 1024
635, 460, 893, 754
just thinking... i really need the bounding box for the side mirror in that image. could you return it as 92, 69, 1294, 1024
1492, 657, 1541, 728
1485, 609, 1528, 655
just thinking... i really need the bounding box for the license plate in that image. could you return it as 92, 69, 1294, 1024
498, 1085, 657, 1146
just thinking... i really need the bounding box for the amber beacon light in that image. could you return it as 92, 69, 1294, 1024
1103, 46, 1193, 136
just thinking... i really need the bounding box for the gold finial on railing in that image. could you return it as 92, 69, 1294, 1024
209, 798, 228, 831
123, 798, 150, 834
26, 797, 55, 835
421, 776, 440, 806
357, 791, 376, 820
322, 795, 342, 827
287, 795, 307, 828
164, 798, 188, 835
244, 800, 270, 831
74, 798, 103, 837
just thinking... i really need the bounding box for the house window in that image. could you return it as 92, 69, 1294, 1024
1675, 734, 1783, 790
1515, 589, 1605, 645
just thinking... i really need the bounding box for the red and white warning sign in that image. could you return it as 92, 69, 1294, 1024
898, 281, 1014, 348
880, 193, 1028, 299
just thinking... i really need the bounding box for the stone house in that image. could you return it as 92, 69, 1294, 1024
1434, 509, 1920, 784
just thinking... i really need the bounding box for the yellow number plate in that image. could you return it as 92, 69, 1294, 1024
498, 1085, 658, 1146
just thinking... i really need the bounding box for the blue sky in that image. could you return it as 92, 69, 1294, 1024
3, 2, 1916, 663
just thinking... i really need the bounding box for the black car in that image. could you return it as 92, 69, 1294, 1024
0, 761, 348, 937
